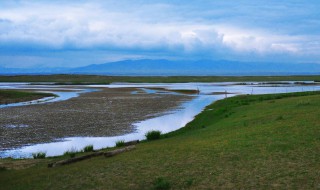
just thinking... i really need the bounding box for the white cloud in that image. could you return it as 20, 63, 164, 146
216, 26, 302, 54
1, 0, 320, 67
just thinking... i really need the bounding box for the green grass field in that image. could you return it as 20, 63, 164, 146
0, 91, 320, 189
0, 90, 56, 104
1, 74, 320, 84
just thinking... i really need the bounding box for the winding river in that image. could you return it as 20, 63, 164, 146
1, 81, 319, 158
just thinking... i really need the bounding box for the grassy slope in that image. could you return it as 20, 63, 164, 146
1, 74, 320, 83
0, 90, 56, 104
0, 92, 320, 189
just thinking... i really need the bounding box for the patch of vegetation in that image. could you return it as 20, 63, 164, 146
170, 89, 199, 94
1, 74, 320, 84
115, 140, 125, 147
32, 152, 46, 159
296, 100, 311, 106
183, 178, 194, 188
0, 166, 7, 172
146, 130, 162, 140
276, 115, 284, 120
63, 148, 78, 158
82, 145, 94, 152
0, 90, 56, 105
153, 177, 171, 190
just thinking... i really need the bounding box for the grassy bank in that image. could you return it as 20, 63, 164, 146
0, 91, 320, 189
0, 90, 56, 105
1, 74, 320, 84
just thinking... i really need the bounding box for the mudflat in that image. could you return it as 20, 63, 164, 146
0, 87, 193, 150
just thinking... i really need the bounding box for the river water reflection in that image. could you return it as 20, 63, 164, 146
1, 82, 319, 158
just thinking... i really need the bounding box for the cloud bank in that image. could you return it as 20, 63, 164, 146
0, 0, 320, 68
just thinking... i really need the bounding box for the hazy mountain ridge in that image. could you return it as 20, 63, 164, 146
1, 59, 320, 75
66, 59, 320, 75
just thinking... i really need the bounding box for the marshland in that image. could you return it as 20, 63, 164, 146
0, 76, 320, 189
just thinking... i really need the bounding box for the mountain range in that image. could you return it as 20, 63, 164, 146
1, 59, 320, 76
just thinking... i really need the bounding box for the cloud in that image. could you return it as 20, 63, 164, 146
0, 0, 320, 67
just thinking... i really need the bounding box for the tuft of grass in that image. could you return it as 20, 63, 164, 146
184, 178, 194, 187
115, 140, 125, 147
296, 100, 311, 106
153, 177, 171, 190
63, 147, 78, 158
276, 115, 284, 120
0, 166, 7, 172
32, 152, 46, 159
83, 145, 94, 152
146, 130, 162, 140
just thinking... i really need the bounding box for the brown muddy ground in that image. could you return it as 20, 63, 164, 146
0, 87, 193, 150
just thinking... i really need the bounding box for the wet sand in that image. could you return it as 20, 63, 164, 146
0, 87, 193, 151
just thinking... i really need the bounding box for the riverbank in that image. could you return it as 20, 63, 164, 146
0, 87, 192, 151
1, 91, 319, 189
1, 74, 320, 84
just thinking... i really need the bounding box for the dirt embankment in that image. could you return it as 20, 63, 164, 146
0, 87, 193, 150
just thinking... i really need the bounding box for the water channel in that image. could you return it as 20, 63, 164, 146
0, 82, 319, 158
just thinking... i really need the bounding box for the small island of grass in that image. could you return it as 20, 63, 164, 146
0, 90, 56, 105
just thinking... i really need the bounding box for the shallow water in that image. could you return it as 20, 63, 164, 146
1, 95, 223, 157
1, 82, 320, 158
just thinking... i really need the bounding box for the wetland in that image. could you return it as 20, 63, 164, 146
1, 81, 320, 158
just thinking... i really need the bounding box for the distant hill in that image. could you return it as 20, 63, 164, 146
68, 59, 320, 75
1, 59, 320, 75
0, 66, 67, 75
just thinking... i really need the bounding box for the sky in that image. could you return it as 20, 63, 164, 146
0, 0, 320, 68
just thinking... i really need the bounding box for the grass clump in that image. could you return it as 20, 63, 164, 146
63, 147, 78, 158
276, 115, 284, 120
296, 100, 311, 106
0, 166, 7, 172
183, 179, 194, 188
83, 145, 94, 152
115, 140, 125, 147
32, 152, 46, 159
146, 130, 161, 140
153, 177, 171, 190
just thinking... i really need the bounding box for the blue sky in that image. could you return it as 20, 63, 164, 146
1, 0, 320, 68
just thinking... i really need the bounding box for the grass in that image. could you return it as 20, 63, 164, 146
0, 166, 7, 171
146, 87, 199, 94
63, 148, 78, 158
0, 89, 56, 104
145, 130, 162, 140
1, 74, 320, 84
82, 145, 94, 152
168, 89, 199, 94
115, 140, 125, 147
153, 177, 171, 190
0, 91, 320, 189
31, 152, 46, 159
63, 146, 96, 158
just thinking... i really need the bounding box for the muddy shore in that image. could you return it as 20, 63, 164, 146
0, 87, 193, 151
